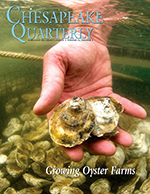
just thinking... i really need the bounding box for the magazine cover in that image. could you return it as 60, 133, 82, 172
0, 0, 150, 193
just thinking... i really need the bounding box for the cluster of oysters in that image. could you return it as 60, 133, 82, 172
1, 88, 150, 194
49, 96, 123, 147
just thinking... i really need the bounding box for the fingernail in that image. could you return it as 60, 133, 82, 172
33, 97, 41, 110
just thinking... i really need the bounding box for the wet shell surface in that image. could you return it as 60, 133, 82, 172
87, 96, 123, 137
49, 96, 123, 147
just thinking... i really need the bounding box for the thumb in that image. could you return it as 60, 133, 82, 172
33, 46, 67, 115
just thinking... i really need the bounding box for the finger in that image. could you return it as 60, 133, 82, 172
110, 127, 133, 147
33, 46, 67, 115
60, 145, 84, 162
82, 137, 116, 156
110, 93, 147, 119
46, 102, 61, 120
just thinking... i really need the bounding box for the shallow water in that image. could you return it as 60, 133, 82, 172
0, 0, 150, 194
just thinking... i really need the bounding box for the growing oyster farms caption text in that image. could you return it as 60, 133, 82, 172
46, 166, 136, 177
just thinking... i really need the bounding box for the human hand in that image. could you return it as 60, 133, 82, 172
33, 39, 147, 161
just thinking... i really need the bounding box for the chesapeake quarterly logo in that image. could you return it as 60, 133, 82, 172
6, 6, 104, 43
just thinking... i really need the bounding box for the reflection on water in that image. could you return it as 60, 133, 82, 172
0, 0, 150, 193
0, 0, 150, 51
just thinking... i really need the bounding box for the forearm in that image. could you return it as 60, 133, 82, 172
51, 0, 110, 8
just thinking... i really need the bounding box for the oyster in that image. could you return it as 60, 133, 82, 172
4, 187, 17, 194
60, 186, 84, 194
136, 157, 147, 182
0, 154, 7, 164
49, 96, 95, 147
0, 178, 10, 192
0, 142, 13, 155
5, 98, 18, 114
49, 179, 72, 194
6, 164, 23, 178
15, 140, 34, 169
3, 118, 22, 137
127, 130, 149, 158
23, 173, 52, 188
30, 148, 46, 163
23, 129, 49, 142
6, 149, 16, 165
8, 135, 23, 146
90, 178, 111, 194
0, 166, 7, 178
16, 187, 42, 194
70, 152, 90, 169
86, 155, 100, 169
34, 140, 51, 151
133, 191, 143, 194
139, 176, 150, 193
49, 96, 123, 147
116, 176, 139, 194
52, 170, 86, 187
105, 146, 125, 173
87, 96, 123, 137
46, 147, 70, 168
31, 161, 52, 180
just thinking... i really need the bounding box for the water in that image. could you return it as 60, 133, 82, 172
0, 0, 150, 193
0, 0, 149, 98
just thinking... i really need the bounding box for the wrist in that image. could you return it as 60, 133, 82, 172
52, 0, 128, 45
68, 10, 112, 45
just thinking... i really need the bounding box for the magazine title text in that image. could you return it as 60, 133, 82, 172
7, 6, 104, 43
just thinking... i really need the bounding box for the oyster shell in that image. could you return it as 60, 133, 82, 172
116, 176, 139, 194
0, 142, 13, 155
23, 173, 52, 188
23, 129, 49, 142
133, 191, 143, 194
90, 178, 111, 194
49, 97, 95, 147
4, 187, 17, 194
136, 157, 147, 182
127, 130, 149, 158
5, 98, 18, 115
8, 135, 23, 146
15, 140, 34, 169
0, 177, 10, 192
6, 164, 23, 178
3, 118, 22, 137
49, 179, 72, 194
87, 96, 123, 137
6, 149, 16, 165
52, 170, 86, 187
31, 161, 52, 180
105, 146, 125, 173
30, 148, 46, 163
49, 96, 123, 147
33, 140, 51, 151
60, 186, 84, 194
70, 152, 90, 169
16, 187, 42, 194
139, 176, 150, 193
86, 155, 100, 169
46, 147, 70, 168
0, 154, 7, 164
0, 166, 7, 178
